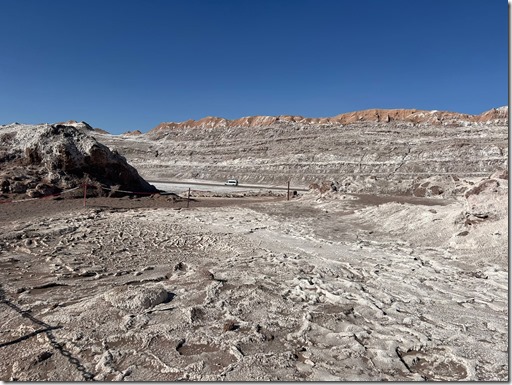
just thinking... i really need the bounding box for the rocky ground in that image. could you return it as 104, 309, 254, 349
0, 171, 507, 381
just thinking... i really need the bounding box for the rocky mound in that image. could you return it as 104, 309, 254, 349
0, 122, 157, 198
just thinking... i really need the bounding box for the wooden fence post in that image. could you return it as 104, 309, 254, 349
83, 180, 87, 207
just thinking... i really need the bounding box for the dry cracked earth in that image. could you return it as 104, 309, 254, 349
0, 191, 507, 381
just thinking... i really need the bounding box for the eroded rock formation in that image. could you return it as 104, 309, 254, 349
0, 122, 157, 198
147, 107, 508, 136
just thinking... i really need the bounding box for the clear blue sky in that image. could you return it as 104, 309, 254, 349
0, 0, 508, 134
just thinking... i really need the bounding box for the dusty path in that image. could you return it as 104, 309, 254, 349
0, 195, 507, 380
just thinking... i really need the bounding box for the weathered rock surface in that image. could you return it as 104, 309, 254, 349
97, 107, 508, 195
0, 122, 157, 198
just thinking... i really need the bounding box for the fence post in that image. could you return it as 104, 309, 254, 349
287, 180, 290, 201
83, 180, 87, 207
187, 187, 191, 208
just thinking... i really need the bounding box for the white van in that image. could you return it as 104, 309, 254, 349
224, 179, 239, 186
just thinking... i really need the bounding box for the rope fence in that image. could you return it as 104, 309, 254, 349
0, 186, 81, 205
1, 181, 296, 206
0, 184, 163, 205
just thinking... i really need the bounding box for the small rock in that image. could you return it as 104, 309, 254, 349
223, 320, 239, 332
429, 185, 444, 195
174, 262, 187, 272
36, 351, 53, 362
304, 359, 315, 366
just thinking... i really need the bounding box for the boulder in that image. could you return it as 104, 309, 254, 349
462, 177, 507, 226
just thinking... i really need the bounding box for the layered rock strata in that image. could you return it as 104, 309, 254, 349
98, 107, 508, 195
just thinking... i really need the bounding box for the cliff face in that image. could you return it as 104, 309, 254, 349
96, 107, 508, 196
0, 123, 157, 198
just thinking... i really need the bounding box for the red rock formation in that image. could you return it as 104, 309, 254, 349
148, 107, 508, 138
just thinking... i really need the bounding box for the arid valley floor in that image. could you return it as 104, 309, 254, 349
0, 109, 508, 381
0, 186, 507, 381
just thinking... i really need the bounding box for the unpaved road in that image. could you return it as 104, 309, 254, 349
0, 194, 507, 381
147, 179, 308, 195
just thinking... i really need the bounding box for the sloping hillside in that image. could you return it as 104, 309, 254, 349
97, 107, 508, 195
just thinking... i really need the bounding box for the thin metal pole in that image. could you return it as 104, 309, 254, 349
187, 187, 191, 208
83, 181, 87, 207
287, 180, 290, 201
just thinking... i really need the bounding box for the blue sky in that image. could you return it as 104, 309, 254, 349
0, 0, 507, 134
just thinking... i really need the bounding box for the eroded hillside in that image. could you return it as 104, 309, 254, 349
98, 107, 508, 195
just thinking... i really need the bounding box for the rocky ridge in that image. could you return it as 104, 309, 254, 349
0, 123, 156, 199
148, 107, 508, 137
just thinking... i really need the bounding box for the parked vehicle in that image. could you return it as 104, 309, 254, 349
224, 179, 239, 186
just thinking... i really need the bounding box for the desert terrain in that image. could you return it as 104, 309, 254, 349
100, 107, 508, 194
0, 108, 508, 381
